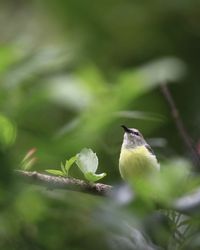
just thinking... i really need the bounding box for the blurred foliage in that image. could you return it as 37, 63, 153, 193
1, 0, 200, 249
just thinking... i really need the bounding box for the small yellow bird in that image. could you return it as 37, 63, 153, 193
119, 125, 160, 182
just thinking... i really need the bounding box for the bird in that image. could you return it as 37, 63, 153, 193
119, 125, 160, 182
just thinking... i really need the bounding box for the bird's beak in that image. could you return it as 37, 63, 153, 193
121, 125, 132, 133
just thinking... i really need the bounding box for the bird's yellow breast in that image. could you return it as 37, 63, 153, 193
119, 145, 159, 181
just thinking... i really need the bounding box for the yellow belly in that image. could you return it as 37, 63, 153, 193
119, 146, 159, 181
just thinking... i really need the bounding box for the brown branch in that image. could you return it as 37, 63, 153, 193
15, 170, 200, 214
160, 83, 200, 167
15, 170, 112, 196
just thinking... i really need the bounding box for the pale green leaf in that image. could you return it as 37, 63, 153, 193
0, 114, 16, 148
76, 148, 98, 174
45, 169, 66, 177
21, 148, 37, 170
65, 155, 77, 174
21, 158, 37, 171
22, 148, 37, 163
0, 46, 19, 74
61, 162, 67, 175
84, 172, 107, 182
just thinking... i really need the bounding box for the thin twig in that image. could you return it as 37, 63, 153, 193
160, 83, 200, 167
15, 170, 112, 196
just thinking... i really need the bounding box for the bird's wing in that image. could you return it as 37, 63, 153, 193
145, 144, 155, 156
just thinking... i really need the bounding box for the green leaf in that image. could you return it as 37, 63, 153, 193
22, 148, 37, 164
64, 155, 77, 175
61, 162, 67, 175
21, 158, 37, 171
0, 46, 19, 74
84, 172, 107, 182
45, 169, 66, 177
76, 148, 98, 174
21, 148, 37, 170
0, 113, 16, 148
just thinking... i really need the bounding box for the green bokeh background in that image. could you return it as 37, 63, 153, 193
1, 0, 200, 249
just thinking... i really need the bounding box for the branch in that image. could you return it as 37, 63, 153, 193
16, 170, 200, 214
160, 83, 200, 167
15, 170, 112, 196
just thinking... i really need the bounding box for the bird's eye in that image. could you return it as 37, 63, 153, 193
133, 131, 140, 136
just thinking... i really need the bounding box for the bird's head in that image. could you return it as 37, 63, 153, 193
121, 125, 146, 149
